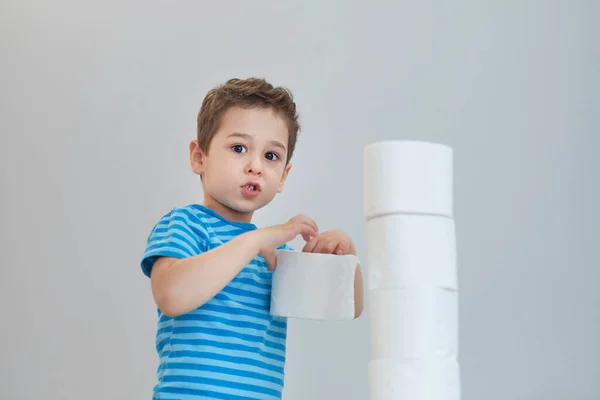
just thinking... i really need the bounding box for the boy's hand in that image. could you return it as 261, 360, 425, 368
302, 229, 354, 255
255, 215, 319, 270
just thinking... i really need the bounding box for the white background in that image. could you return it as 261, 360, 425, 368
1, 1, 598, 399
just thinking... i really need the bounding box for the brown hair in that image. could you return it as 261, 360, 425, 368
197, 77, 300, 163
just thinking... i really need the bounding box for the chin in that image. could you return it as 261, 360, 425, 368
217, 198, 255, 214
230, 204, 256, 214
233, 202, 266, 214
232, 196, 273, 214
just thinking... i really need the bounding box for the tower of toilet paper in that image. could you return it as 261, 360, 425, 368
363, 140, 460, 400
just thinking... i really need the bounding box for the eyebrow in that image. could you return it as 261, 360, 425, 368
227, 132, 287, 152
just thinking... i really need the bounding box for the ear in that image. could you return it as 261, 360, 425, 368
189, 140, 206, 177
277, 162, 292, 193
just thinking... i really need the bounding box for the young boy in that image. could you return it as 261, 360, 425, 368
140, 77, 364, 399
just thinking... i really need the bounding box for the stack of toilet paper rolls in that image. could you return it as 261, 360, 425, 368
363, 140, 460, 400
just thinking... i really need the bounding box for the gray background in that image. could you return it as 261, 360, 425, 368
1, 1, 598, 399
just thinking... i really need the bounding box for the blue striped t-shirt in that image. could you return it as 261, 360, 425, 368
141, 204, 292, 400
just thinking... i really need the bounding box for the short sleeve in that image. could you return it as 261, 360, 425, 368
140, 208, 209, 278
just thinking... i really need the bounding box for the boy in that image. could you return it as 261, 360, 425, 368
140, 77, 364, 399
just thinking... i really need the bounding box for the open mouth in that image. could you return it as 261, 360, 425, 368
242, 182, 261, 192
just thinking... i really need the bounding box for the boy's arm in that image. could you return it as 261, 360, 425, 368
149, 214, 318, 317
151, 231, 261, 317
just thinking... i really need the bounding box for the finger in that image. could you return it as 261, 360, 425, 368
297, 215, 319, 235
314, 239, 333, 254
299, 223, 317, 242
301, 220, 318, 237
333, 241, 348, 255
302, 237, 319, 253
296, 222, 318, 241
321, 239, 341, 254
307, 218, 319, 235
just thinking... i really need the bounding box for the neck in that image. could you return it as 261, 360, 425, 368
202, 194, 254, 224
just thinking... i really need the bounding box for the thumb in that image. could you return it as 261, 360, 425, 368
263, 250, 278, 271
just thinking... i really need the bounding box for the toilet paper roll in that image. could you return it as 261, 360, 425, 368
369, 287, 458, 359
368, 358, 460, 400
363, 140, 453, 219
270, 250, 358, 321
366, 214, 457, 291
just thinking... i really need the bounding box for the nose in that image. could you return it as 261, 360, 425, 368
245, 154, 263, 176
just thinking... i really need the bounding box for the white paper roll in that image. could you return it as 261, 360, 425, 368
366, 214, 457, 291
368, 358, 460, 400
363, 140, 453, 220
270, 250, 358, 321
369, 287, 458, 359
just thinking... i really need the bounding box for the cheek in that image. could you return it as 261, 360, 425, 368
205, 159, 229, 183
266, 165, 285, 181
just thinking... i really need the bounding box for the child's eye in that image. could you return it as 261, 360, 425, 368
232, 145, 246, 153
265, 152, 279, 161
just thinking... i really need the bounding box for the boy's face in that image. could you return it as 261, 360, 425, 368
190, 106, 292, 223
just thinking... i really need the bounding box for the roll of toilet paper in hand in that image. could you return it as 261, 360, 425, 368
368, 357, 460, 400
363, 140, 453, 219
366, 214, 457, 291
270, 250, 358, 320
369, 287, 458, 359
